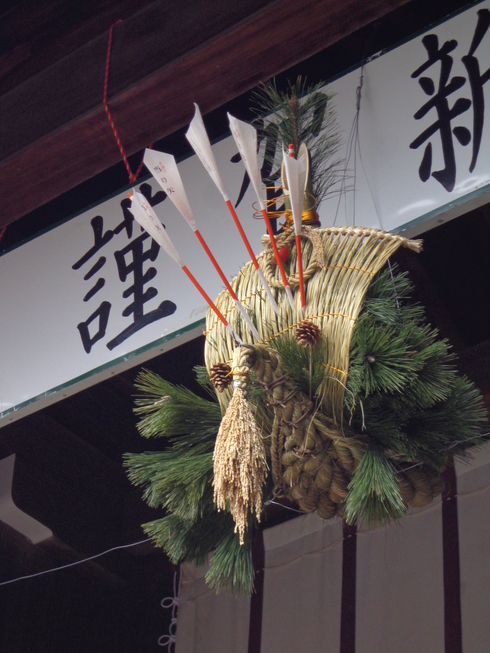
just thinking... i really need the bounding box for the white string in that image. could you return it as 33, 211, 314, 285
333, 94, 358, 227
0, 539, 148, 587
333, 59, 366, 229
158, 568, 181, 651
394, 432, 490, 474
264, 499, 306, 514
333, 39, 384, 230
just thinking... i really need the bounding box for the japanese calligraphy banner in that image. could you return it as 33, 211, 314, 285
324, 0, 490, 235
1, 1, 490, 425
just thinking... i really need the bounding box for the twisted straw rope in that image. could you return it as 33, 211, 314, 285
229, 345, 444, 518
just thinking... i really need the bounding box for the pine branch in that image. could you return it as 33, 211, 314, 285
405, 376, 488, 465
206, 525, 255, 595
143, 510, 235, 568
349, 321, 423, 397
345, 447, 406, 526
251, 77, 344, 206
126, 257, 488, 596
270, 333, 327, 398
124, 448, 214, 519
133, 369, 222, 444
365, 264, 413, 302
194, 364, 220, 399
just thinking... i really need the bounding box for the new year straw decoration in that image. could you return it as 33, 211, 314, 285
228, 113, 294, 310
143, 149, 260, 341
130, 191, 242, 344
282, 146, 307, 314
186, 105, 280, 313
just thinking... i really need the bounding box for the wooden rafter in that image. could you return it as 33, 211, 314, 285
0, 0, 411, 227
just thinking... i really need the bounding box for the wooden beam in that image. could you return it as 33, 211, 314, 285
2, 413, 131, 554
0, 0, 158, 93
0, 0, 410, 226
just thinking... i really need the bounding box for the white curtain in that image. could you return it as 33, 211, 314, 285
456, 443, 490, 653
175, 560, 250, 653
175, 441, 490, 653
261, 513, 343, 653
356, 500, 445, 653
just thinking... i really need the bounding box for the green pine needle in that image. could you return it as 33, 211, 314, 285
270, 333, 327, 398
124, 448, 213, 519
206, 527, 255, 595
133, 369, 221, 444
251, 77, 344, 206
126, 254, 488, 596
345, 447, 406, 526
194, 364, 220, 399
349, 321, 424, 397
143, 511, 236, 568
405, 376, 488, 464
365, 264, 413, 302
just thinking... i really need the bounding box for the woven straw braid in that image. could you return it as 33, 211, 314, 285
205, 225, 422, 423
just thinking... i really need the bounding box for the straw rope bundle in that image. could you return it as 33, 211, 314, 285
125, 222, 485, 593
204, 226, 459, 533
205, 225, 422, 421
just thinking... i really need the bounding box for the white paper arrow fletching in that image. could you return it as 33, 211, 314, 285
186, 104, 228, 200
227, 114, 265, 210
131, 192, 183, 267
143, 149, 197, 231
283, 151, 307, 235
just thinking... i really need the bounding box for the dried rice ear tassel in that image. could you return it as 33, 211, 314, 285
213, 345, 267, 544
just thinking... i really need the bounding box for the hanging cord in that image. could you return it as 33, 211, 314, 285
158, 568, 182, 651
333, 62, 364, 227
104, 21, 149, 183
0, 539, 148, 587
264, 499, 306, 514
334, 21, 382, 228
0, 23, 145, 252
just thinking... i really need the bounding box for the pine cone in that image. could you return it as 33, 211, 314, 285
296, 321, 322, 347
210, 363, 232, 392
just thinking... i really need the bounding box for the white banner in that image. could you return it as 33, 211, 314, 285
1, 1, 490, 424
322, 0, 490, 233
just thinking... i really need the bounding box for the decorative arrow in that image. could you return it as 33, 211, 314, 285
186, 104, 279, 314
130, 191, 242, 344
282, 146, 307, 314
227, 113, 294, 310
143, 149, 260, 341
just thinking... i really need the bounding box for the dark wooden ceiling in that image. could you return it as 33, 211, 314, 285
0, 0, 477, 230
0, 0, 421, 227
1, 1, 489, 651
